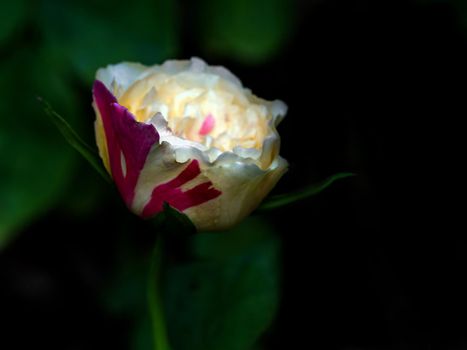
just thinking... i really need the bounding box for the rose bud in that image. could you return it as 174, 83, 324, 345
93, 58, 287, 231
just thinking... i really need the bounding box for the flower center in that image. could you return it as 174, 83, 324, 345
119, 72, 269, 153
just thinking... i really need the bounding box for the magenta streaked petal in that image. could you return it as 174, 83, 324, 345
160, 158, 201, 189
93, 80, 159, 207
142, 160, 221, 217
176, 181, 222, 211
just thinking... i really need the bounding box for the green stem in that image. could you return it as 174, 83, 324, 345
147, 236, 171, 350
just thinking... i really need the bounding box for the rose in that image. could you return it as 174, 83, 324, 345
92, 57, 287, 231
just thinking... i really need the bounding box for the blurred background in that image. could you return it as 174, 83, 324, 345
1, 0, 466, 349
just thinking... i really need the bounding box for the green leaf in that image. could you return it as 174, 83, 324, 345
197, 0, 296, 63
258, 172, 355, 211
38, 97, 111, 183
0, 131, 75, 247
0, 0, 27, 45
102, 217, 280, 350
193, 218, 272, 260
154, 203, 197, 236
0, 47, 79, 247
150, 203, 197, 238
132, 315, 153, 350
149, 203, 198, 264
164, 217, 281, 350
37, 0, 179, 83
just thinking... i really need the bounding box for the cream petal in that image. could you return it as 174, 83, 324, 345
187, 155, 288, 231
132, 136, 287, 230
96, 62, 149, 98
155, 57, 243, 87
269, 99, 288, 126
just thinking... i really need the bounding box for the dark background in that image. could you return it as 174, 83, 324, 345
1, 0, 465, 349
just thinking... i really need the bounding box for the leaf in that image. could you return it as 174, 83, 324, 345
37, 0, 179, 83
0, 47, 79, 247
148, 203, 198, 264
0, 131, 75, 247
102, 217, 280, 350
38, 97, 111, 183
196, 0, 296, 63
0, 0, 27, 45
193, 218, 272, 260
132, 315, 153, 350
160, 203, 197, 236
258, 172, 355, 211
164, 217, 281, 350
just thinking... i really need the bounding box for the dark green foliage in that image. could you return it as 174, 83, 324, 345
258, 173, 355, 211
39, 98, 111, 182
103, 217, 280, 350
197, 0, 296, 63
165, 219, 281, 350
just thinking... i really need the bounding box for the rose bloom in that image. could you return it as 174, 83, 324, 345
93, 58, 287, 231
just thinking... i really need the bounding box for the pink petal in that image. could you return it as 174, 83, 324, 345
198, 114, 215, 135
93, 80, 159, 207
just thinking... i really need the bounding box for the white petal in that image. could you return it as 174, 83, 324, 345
132, 142, 191, 214
269, 99, 288, 126
132, 137, 288, 231
96, 62, 148, 98
187, 155, 288, 231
